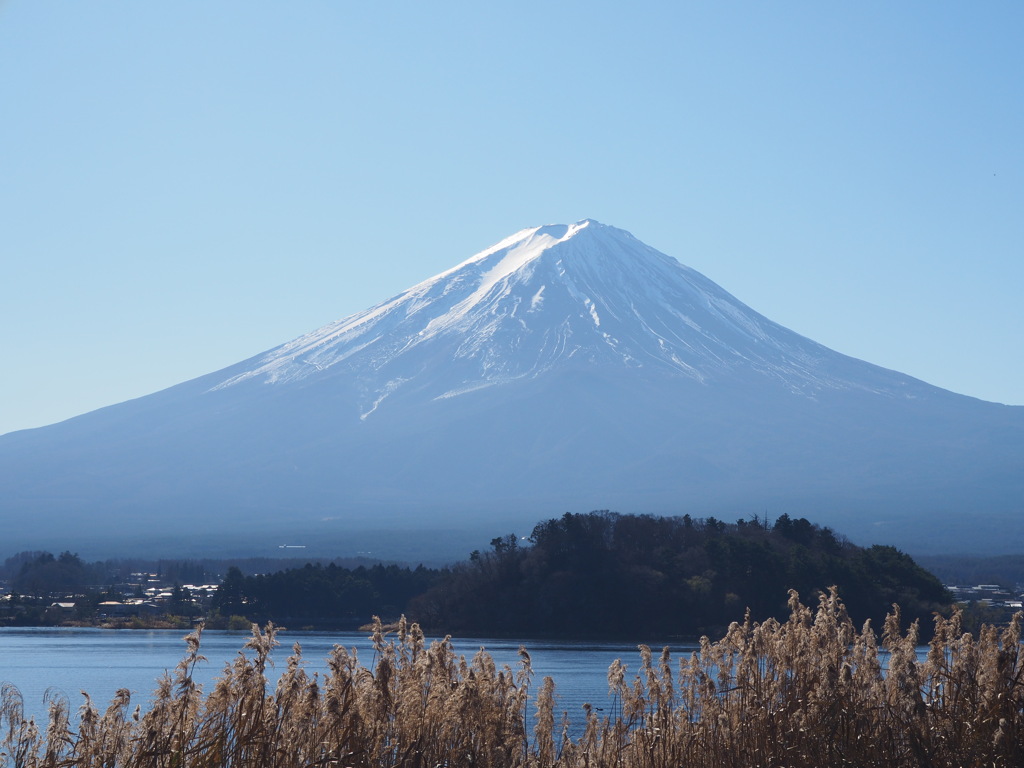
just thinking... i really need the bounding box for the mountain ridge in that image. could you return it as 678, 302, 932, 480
1, 220, 1021, 559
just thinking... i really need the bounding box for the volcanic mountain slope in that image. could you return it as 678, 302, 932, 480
1, 220, 1021, 558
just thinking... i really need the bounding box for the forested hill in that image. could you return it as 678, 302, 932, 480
409, 512, 951, 640
202, 512, 950, 639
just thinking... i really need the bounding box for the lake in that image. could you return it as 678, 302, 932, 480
0, 627, 696, 727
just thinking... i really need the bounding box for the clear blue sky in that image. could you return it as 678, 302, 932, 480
2, 1, 1021, 436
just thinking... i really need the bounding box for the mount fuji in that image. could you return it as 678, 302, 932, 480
2, 220, 1021, 558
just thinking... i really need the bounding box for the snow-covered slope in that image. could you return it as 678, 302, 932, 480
212, 220, 928, 412
0, 220, 1021, 559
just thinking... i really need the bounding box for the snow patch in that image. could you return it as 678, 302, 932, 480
360, 378, 408, 420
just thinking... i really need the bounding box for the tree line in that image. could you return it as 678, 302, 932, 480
2, 512, 952, 638
213, 511, 951, 639
212, 562, 438, 628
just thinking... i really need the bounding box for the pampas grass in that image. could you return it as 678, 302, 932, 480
2, 590, 1020, 767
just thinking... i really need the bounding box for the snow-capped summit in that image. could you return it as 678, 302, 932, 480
212, 220, 917, 419
0, 221, 1021, 559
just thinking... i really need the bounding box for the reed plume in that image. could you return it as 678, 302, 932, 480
1, 593, 1020, 767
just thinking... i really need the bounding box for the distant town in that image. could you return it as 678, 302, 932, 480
0, 565, 223, 629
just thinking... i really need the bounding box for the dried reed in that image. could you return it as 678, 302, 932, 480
1, 591, 1020, 767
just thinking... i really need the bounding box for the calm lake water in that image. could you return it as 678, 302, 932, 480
0, 627, 696, 727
